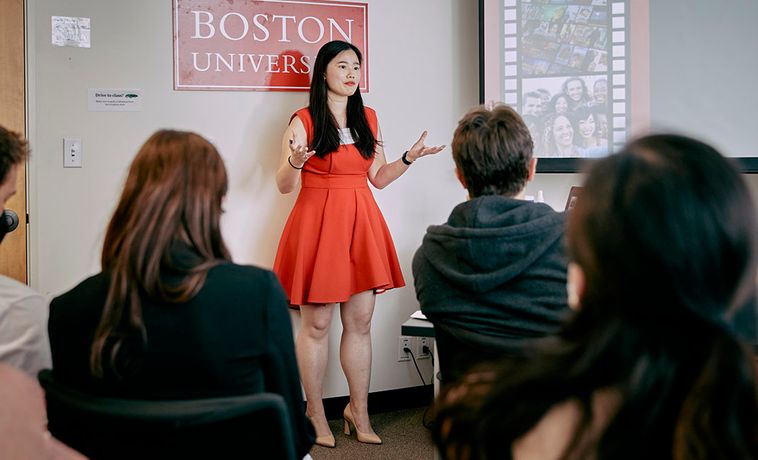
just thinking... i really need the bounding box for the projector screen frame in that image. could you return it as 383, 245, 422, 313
478, 0, 758, 173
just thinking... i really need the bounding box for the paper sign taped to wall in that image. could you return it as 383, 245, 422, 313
52, 16, 91, 48
88, 89, 143, 112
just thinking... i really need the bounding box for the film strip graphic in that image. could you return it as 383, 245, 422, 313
502, 0, 629, 157
610, 1, 628, 151
502, 0, 518, 106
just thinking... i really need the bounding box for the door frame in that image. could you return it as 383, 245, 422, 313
0, 0, 29, 284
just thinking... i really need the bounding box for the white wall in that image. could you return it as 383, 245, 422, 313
26, 0, 758, 398
27, 0, 480, 397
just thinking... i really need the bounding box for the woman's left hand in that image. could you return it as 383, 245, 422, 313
407, 131, 445, 162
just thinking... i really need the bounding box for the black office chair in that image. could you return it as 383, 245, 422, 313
433, 323, 528, 385
38, 370, 298, 460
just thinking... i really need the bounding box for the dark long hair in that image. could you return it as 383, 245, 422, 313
434, 134, 758, 460
90, 130, 231, 377
308, 40, 376, 159
562, 76, 591, 109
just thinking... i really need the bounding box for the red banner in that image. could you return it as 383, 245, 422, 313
173, 0, 368, 91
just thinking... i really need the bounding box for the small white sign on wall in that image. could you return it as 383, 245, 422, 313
52, 16, 91, 48
87, 89, 143, 112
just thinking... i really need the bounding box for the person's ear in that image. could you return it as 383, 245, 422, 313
567, 262, 585, 310
454, 167, 467, 189
527, 158, 538, 182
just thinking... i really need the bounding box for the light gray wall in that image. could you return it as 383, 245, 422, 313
27, 0, 478, 396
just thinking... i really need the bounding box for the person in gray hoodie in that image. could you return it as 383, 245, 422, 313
412, 104, 569, 383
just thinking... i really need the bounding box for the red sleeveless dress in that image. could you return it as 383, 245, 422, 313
273, 107, 405, 306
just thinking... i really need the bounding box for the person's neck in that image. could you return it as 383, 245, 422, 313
327, 93, 348, 127
466, 189, 526, 201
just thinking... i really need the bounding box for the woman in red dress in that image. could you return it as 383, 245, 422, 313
274, 40, 444, 448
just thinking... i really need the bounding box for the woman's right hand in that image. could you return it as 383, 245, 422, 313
289, 134, 315, 168
277, 116, 312, 193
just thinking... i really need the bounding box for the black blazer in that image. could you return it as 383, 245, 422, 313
49, 258, 314, 457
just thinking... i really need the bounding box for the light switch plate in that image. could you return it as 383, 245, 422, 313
63, 138, 82, 168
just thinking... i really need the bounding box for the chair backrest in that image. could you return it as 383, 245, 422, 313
38, 370, 297, 460
433, 324, 528, 384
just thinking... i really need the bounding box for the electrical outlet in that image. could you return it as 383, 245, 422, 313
398, 336, 411, 362
416, 337, 433, 360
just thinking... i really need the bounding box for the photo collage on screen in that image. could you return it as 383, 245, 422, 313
505, 0, 628, 158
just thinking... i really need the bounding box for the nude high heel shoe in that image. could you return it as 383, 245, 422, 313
314, 433, 336, 448
343, 404, 382, 444
307, 414, 335, 448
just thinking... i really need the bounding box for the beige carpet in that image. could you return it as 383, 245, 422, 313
309, 407, 435, 459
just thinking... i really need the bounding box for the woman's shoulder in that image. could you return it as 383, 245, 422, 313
362, 106, 378, 132
52, 272, 109, 306
292, 106, 310, 117
210, 262, 276, 279
50, 273, 110, 330
512, 399, 582, 460
512, 390, 618, 460
363, 105, 378, 120
207, 263, 282, 292
204, 264, 287, 316
290, 107, 311, 124
290, 107, 313, 138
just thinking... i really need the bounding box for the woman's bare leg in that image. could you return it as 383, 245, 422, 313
297, 303, 336, 437
340, 291, 377, 434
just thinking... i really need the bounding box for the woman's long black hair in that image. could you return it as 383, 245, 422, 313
308, 40, 377, 159
434, 134, 758, 460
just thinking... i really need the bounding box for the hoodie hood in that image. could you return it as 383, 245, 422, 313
418, 196, 566, 294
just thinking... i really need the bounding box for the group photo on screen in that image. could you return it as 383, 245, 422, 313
514, 0, 615, 158
521, 75, 609, 158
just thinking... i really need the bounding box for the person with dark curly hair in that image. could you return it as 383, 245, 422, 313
562, 77, 591, 110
